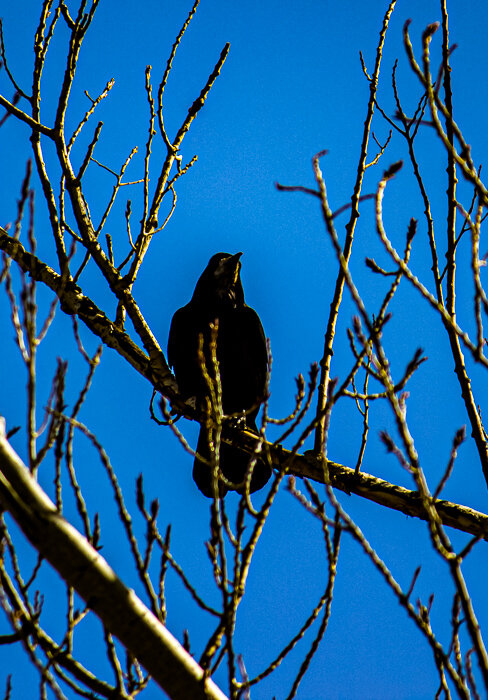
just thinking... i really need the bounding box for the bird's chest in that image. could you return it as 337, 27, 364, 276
196, 311, 253, 398
196, 310, 246, 364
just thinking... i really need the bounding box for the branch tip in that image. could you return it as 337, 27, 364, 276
423, 22, 440, 42
383, 160, 403, 180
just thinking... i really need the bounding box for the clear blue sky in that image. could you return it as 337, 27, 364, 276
1, 1, 488, 698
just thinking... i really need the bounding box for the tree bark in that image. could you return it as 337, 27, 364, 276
0, 420, 228, 700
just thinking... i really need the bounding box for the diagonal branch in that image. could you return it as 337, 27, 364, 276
0, 94, 52, 136
233, 429, 488, 541
0, 420, 228, 700
147, 42, 230, 230
0, 228, 178, 404
2, 228, 487, 541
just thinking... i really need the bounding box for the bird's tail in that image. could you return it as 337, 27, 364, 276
193, 422, 271, 497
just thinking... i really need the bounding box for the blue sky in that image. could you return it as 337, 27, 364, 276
1, 1, 488, 698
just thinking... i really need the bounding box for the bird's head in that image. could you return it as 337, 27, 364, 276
192, 252, 245, 307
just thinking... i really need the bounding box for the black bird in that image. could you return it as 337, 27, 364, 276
168, 252, 271, 497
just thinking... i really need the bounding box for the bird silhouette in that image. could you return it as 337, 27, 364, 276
168, 252, 271, 496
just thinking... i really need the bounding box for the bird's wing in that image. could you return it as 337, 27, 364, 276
167, 305, 203, 400
241, 304, 268, 391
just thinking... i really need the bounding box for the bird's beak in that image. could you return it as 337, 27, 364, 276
227, 252, 243, 283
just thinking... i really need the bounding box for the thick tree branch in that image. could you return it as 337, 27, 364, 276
0, 228, 178, 403
2, 228, 486, 541
0, 420, 228, 700
236, 430, 488, 541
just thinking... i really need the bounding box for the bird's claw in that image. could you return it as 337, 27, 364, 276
185, 396, 197, 410
227, 412, 247, 430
